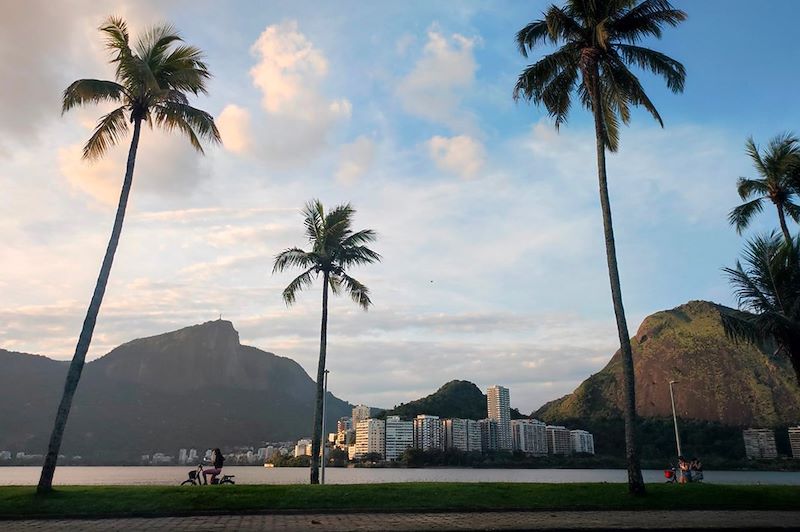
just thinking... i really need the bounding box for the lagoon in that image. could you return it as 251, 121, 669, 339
2, 466, 799, 486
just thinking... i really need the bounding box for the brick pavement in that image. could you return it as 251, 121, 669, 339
3, 511, 800, 531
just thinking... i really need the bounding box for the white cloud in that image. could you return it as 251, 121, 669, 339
427, 135, 486, 179
335, 136, 376, 185
397, 28, 478, 131
219, 21, 352, 163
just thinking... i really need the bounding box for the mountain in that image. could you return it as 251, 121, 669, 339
381, 380, 526, 420
535, 300, 800, 427
0, 320, 352, 460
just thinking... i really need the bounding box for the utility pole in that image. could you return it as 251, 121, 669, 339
320, 369, 329, 485
669, 380, 682, 458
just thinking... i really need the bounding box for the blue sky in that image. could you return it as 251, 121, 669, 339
1, 0, 799, 412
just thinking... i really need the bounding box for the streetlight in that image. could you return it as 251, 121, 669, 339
668, 380, 682, 458
320, 369, 329, 485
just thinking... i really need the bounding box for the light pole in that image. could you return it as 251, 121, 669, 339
669, 380, 682, 458
320, 369, 329, 485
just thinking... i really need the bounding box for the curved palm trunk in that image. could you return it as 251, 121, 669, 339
37, 118, 143, 494
309, 270, 329, 485
777, 205, 792, 243
587, 71, 645, 495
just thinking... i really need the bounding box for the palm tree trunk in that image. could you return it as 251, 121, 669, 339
309, 270, 329, 485
37, 118, 143, 494
587, 69, 645, 495
777, 205, 792, 243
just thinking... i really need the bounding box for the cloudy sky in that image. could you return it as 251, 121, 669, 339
2, 0, 799, 413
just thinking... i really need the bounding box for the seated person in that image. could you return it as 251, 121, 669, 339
203, 448, 225, 484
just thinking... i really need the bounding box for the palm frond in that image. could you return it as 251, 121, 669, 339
341, 229, 378, 247
783, 200, 800, 224
335, 245, 382, 268
744, 137, 769, 179
603, 55, 663, 127
303, 200, 325, 244
157, 45, 211, 94
282, 267, 316, 306
339, 272, 372, 310
515, 20, 553, 57
513, 45, 581, 103
82, 106, 129, 160
62, 79, 126, 114
610, 0, 687, 43
152, 102, 221, 152
614, 44, 685, 93
736, 177, 769, 201
273, 248, 314, 274
544, 5, 584, 43
728, 198, 765, 234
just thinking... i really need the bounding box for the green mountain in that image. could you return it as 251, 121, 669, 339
0, 320, 352, 461
535, 300, 800, 427
381, 380, 526, 420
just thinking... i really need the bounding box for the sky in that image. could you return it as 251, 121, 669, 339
2, 0, 800, 414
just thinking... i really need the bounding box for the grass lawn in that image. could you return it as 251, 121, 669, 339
1, 483, 799, 519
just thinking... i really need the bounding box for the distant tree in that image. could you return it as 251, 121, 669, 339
513, 0, 686, 495
722, 232, 800, 384
729, 134, 800, 242
273, 200, 380, 484
38, 17, 220, 494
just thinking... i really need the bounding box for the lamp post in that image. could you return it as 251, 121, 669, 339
669, 380, 682, 458
320, 369, 329, 485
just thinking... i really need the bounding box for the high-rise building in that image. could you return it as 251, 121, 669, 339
188, 449, 198, 462
178, 448, 188, 465
294, 438, 312, 457
442, 418, 469, 452
337, 417, 353, 433
354, 418, 385, 459
546, 425, 571, 455
789, 427, 800, 459
352, 405, 371, 427
385, 416, 414, 461
511, 419, 548, 455
413, 414, 442, 451
570, 430, 595, 455
743, 428, 777, 459
479, 418, 499, 452
466, 419, 483, 452
487, 385, 512, 451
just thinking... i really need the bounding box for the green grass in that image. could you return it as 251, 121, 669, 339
1, 483, 799, 519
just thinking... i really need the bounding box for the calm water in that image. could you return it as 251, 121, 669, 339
2, 466, 799, 486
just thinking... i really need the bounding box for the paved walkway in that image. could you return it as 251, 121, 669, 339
5, 511, 800, 531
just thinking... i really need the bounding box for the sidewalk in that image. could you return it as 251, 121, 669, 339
5, 510, 800, 531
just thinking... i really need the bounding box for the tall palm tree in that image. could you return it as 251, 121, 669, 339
722, 232, 800, 384
728, 134, 800, 243
37, 17, 220, 494
273, 200, 380, 484
513, 0, 686, 494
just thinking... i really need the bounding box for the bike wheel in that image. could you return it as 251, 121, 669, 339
181, 479, 195, 486
220, 479, 235, 485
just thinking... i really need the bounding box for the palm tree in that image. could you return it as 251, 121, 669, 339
513, 0, 686, 494
728, 134, 800, 243
273, 200, 380, 484
722, 232, 800, 384
37, 17, 220, 494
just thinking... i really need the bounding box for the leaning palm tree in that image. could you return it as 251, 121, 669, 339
728, 134, 800, 243
513, 0, 686, 494
273, 200, 380, 485
37, 17, 220, 494
722, 232, 800, 384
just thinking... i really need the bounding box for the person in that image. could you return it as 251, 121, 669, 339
203, 448, 225, 485
678, 456, 689, 484
691, 457, 703, 482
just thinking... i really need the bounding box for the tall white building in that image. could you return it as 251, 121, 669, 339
337, 417, 353, 432
479, 418, 499, 452
487, 385, 512, 451
570, 429, 595, 455
294, 438, 312, 457
743, 428, 777, 459
442, 418, 469, 452
352, 405, 371, 427
188, 449, 198, 462
511, 419, 548, 455
467, 419, 483, 452
413, 414, 442, 451
385, 416, 414, 461
789, 426, 800, 459
178, 448, 188, 465
546, 425, 571, 455
354, 418, 385, 459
